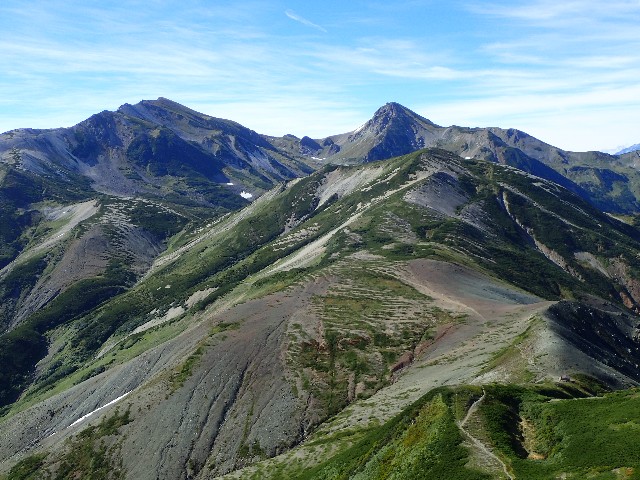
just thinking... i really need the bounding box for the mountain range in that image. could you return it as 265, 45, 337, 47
616, 143, 640, 155
0, 99, 640, 479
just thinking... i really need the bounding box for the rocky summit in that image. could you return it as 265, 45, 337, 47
1, 100, 640, 479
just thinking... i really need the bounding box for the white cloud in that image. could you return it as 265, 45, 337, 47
302, 38, 460, 80
472, 0, 640, 24
418, 83, 640, 152
284, 9, 327, 32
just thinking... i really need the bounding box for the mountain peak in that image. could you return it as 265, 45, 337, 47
118, 97, 204, 120
336, 102, 441, 162
377, 101, 410, 113
375, 101, 407, 114
369, 102, 437, 129
616, 143, 640, 155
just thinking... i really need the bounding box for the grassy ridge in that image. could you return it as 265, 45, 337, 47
243, 382, 640, 480
293, 387, 490, 480
0, 169, 335, 410
3, 148, 640, 478
480, 384, 640, 479
9, 148, 639, 410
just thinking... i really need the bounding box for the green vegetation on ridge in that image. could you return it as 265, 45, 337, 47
479, 383, 640, 479
290, 387, 490, 480
242, 381, 640, 480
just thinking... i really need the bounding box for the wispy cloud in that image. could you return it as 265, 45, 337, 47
301, 38, 462, 81
284, 9, 327, 32
470, 0, 640, 24
417, 77, 640, 151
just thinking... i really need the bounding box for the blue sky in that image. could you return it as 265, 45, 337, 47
1, 0, 639, 152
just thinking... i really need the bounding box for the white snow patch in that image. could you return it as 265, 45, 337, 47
67, 391, 132, 429
226, 182, 234, 185
240, 191, 253, 199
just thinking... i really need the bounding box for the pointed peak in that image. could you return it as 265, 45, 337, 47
384, 101, 409, 111
373, 102, 411, 116
369, 102, 437, 128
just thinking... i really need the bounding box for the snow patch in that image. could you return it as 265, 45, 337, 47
67, 391, 132, 429
240, 191, 253, 200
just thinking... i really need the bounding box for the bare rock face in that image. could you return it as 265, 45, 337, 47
119, 298, 303, 480
608, 258, 640, 313
546, 300, 640, 384
10, 226, 110, 327
404, 172, 468, 217
0, 277, 331, 479
300, 136, 322, 156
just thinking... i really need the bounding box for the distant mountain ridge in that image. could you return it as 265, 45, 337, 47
289, 102, 640, 213
616, 143, 640, 155
265, 101, 640, 213
0, 97, 315, 206
2, 98, 640, 214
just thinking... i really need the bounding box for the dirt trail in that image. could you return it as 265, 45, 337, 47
459, 390, 485, 428
457, 390, 515, 480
